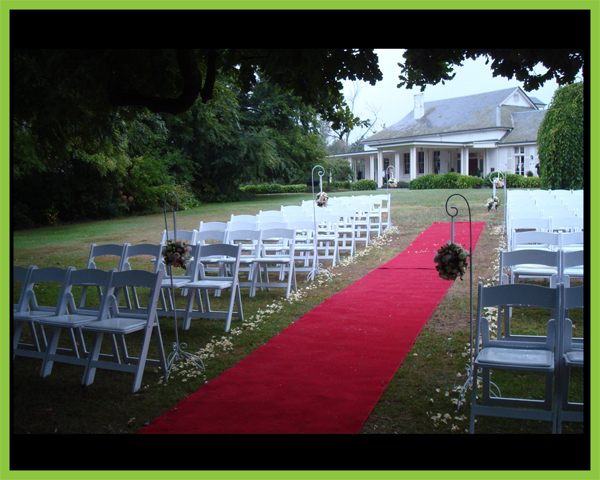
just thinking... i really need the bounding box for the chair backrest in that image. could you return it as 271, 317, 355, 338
196, 243, 242, 281
560, 231, 584, 250
258, 210, 285, 221
196, 229, 227, 244
56, 268, 117, 316
17, 266, 75, 313
161, 229, 198, 245
551, 216, 584, 233
257, 221, 289, 231
13, 265, 34, 309
281, 205, 307, 216
199, 221, 228, 232
225, 229, 263, 260
86, 243, 129, 270
107, 269, 163, 319
499, 249, 560, 284
259, 228, 296, 256
226, 221, 258, 231
476, 282, 561, 348
230, 214, 257, 223
512, 230, 560, 251
121, 244, 163, 274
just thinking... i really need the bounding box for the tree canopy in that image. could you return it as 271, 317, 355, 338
398, 49, 584, 92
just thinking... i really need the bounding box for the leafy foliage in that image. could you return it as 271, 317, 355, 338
537, 82, 584, 189
409, 173, 483, 190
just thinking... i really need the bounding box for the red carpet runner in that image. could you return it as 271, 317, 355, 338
140, 221, 485, 434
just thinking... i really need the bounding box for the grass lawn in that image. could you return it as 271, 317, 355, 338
9, 188, 586, 442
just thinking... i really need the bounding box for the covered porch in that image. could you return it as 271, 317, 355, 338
336, 143, 493, 188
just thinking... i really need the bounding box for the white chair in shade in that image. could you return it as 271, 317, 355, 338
13, 266, 74, 360
182, 243, 244, 333
556, 285, 584, 433
82, 269, 167, 393
38, 268, 118, 378
469, 282, 561, 434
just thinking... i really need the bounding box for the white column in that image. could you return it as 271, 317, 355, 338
461, 147, 469, 175
369, 155, 375, 181
410, 146, 417, 181
377, 150, 383, 187
394, 152, 400, 181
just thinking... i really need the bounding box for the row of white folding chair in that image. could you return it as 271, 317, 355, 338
510, 230, 584, 252
13, 265, 166, 392
469, 282, 584, 433
497, 248, 584, 345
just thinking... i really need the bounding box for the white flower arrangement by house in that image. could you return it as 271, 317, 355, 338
433, 241, 470, 281
493, 178, 504, 188
388, 178, 397, 188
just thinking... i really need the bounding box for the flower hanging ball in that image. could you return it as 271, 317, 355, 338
485, 196, 500, 211
433, 241, 470, 281
316, 191, 328, 207
162, 239, 192, 268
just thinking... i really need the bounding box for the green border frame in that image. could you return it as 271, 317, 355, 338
1, 2, 598, 480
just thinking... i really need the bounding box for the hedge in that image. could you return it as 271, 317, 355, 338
482, 173, 541, 189
409, 173, 483, 190
239, 184, 307, 194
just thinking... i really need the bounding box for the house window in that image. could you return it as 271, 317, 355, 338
433, 151, 441, 174
418, 151, 425, 174
514, 146, 525, 175
404, 153, 410, 175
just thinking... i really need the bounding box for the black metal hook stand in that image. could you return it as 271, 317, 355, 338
444, 194, 475, 410
162, 193, 204, 381
307, 165, 331, 282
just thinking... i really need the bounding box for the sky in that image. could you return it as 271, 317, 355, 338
341, 49, 561, 144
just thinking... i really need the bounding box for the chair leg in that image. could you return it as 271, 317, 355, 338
82, 332, 104, 387
40, 327, 63, 378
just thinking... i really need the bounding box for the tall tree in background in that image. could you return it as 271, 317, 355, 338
537, 82, 585, 189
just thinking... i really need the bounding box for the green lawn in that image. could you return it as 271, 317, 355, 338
9, 189, 586, 442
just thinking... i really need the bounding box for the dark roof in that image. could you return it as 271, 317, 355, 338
364, 87, 537, 143
499, 109, 546, 144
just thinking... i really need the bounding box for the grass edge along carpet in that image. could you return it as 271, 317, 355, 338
140, 221, 485, 434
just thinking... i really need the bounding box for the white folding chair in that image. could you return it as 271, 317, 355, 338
561, 249, 584, 287
82, 269, 167, 393
336, 207, 357, 257
372, 193, 391, 230
39, 268, 118, 377
556, 285, 584, 432
225, 228, 263, 289
120, 243, 163, 308
13, 266, 74, 360
497, 249, 560, 343
287, 220, 318, 276
314, 213, 339, 267
250, 228, 297, 298
182, 243, 244, 333
560, 231, 584, 253
157, 243, 200, 316
79, 243, 129, 309
12, 266, 43, 353
511, 230, 560, 252
499, 248, 560, 286
469, 282, 562, 434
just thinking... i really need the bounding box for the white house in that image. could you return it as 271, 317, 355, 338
330, 87, 547, 188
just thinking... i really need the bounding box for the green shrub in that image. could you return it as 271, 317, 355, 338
409, 173, 484, 190
350, 179, 378, 191
239, 183, 308, 194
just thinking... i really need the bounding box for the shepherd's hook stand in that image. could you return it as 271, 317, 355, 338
446, 194, 500, 409
307, 165, 332, 282
163, 192, 204, 382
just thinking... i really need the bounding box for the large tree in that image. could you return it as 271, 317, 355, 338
537, 82, 585, 190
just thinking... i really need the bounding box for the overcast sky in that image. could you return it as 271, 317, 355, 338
341, 49, 561, 144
